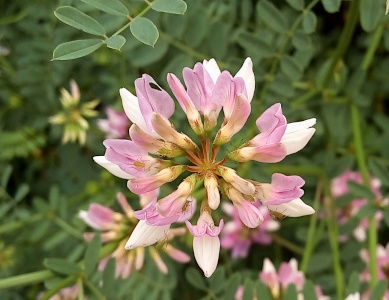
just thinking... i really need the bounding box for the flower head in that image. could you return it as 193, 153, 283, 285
94, 58, 315, 276
50, 80, 99, 145
80, 192, 190, 278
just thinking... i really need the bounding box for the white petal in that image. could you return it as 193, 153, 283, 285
267, 198, 315, 217
93, 156, 134, 179
125, 220, 170, 250
353, 226, 366, 242
119, 88, 149, 133
193, 235, 220, 277
203, 58, 221, 83
289, 258, 299, 271
285, 118, 316, 134
235, 57, 255, 102
262, 258, 276, 274
281, 128, 316, 155
345, 293, 360, 300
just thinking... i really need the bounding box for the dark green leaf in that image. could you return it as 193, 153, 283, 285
130, 17, 159, 47
54, 6, 106, 36
1, 165, 12, 188
292, 30, 313, 50
152, 0, 187, 14
81, 0, 129, 17
44, 258, 82, 275
303, 280, 318, 300
256, 1, 287, 33
255, 281, 272, 300
322, 0, 341, 13
287, 0, 304, 11
102, 258, 116, 295
14, 183, 29, 201
52, 39, 103, 60
208, 267, 225, 294
307, 253, 332, 273
360, 0, 381, 32
347, 181, 376, 201
280, 55, 302, 80
284, 284, 298, 300
355, 204, 377, 219
236, 31, 274, 58
346, 271, 360, 295
302, 12, 317, 34
104, 35, 126, 50
84, 233, 102, 276
243, 278, 254, 300
224, 273, 241, 300
336, 194, 355, 207
186, 268, 207, 291
370, 280, 387, 300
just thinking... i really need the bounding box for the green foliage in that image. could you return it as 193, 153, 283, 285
53, 39, 104, 60
130, 17, 159, 47
43, 258, 82, 275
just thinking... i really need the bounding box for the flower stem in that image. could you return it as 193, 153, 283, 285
84, 279, 106, 300
269, 233, 304, 255
54, 217, 84, 240
0, 270, 54, 290
300, 180, 322, 272
39, 275, 79, 300
323, 176, 344, 300
77, 277, 84, 300
351, 104, 378, 287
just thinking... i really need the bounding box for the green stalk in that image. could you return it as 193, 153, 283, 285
323, 177, 344, 300
54, 217, 84, 240
300, 180, 322, 272
269, 233, 304, 254
0, 270, 53, 290
84, 279, 106, 300
39, 275, 78, 300
351, 104, 378, 287
77, 277, 84, 300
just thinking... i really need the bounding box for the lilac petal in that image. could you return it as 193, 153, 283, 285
135, 74, 175, 132
234, 200, 263, 228
103, 139, 147, 156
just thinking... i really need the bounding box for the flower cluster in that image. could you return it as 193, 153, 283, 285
220, 201, 280, 258
50, 80, 99, 145
236, 258, 328, 300
94, 58, 316, 277
79, 192, 191, 277
331, 171, 387, 242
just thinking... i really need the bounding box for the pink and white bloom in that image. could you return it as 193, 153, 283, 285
221, 201, 280, 258
80, 193, 190, 278
331, 170, 386, 242
97, 106, 129, 138
94, 58, 316, 276
236, 258, 329, 300
186, 208, 224, 277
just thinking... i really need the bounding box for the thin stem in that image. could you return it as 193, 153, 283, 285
361, 23, 385, 70
269, 233, 304, 255
39, 275, 78, 300
351, 104, 378, 287
300, 180, 322, 272
257, 0, 321, 106
84, 279, 106, 300
77, 278, 84, 300
323, 177, 344, 300
321, 0, 359, 87
0, 270, 53, 290
111, 1, 153, 37
186, 150, 203, 166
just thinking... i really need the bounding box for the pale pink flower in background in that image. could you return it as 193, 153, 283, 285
38, 284, 84, 300
345, 293, 360, 300
236, 258, 329, 300
331, 170, 386, 242
360, 242, 389, 299
220, 201, 280, 258
97, 107, 129, 138
80, 193, 190, 278
94, 57, 316, 276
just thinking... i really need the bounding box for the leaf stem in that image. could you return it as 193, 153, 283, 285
85, 279, 107, 300
269, 233, 304, 255
54, 217, 84, 240
0, 270, 54, 290
300, 180, 322, 272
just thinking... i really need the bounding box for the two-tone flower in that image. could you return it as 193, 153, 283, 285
94, 57, 316, 276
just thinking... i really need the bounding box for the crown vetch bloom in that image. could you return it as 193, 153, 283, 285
220, 201, 280, 258
80, 193, 190, 278
98, 106, 129, 139
94, 57, 315, 276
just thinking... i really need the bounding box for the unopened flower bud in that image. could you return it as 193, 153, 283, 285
151, 112, 198, 151
204, 172, 220, 210
217, 166, 255, 195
